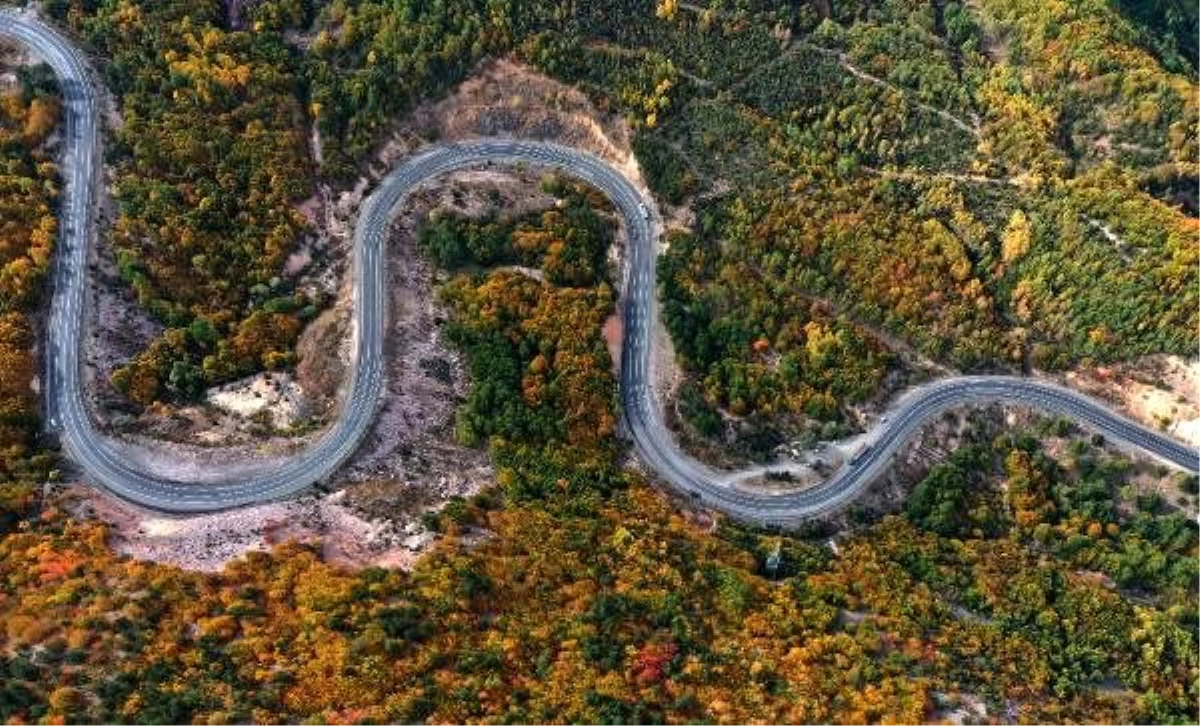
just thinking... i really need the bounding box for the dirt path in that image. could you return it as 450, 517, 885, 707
799, 40, 980, 136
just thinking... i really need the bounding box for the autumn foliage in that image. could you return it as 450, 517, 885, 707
49, 0, 314, 406
0, 427, 1195, 724
0, 1, 1195, 722
422, 179, 623, 504
0, 66, 59, 512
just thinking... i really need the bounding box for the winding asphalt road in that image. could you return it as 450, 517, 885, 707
4, 10, 1196, 522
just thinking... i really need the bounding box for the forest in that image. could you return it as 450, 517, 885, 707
48, 0, 315, 406
0, 417, 1195, 723
1112, 0, 1198, 71
625, 0, 1199, 445
0, 0, 1195, 722
421, 179, 623, 504
0, 157, 1196, 721
659, 219, 893, 440
33, 0, 1196, 428
0, 62, 59, 523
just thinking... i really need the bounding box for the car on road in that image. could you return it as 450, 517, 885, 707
7, 4, 1194, 519
848, 445, 872, 467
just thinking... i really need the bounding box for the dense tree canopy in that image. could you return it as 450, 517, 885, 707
0, 417, 1194, 723
421, 179, 623, 503
48, 0, 315, 406
39, 0, 1195, 418
618, 0, 1198, 448
0, 2, 1194, 722
0, 66, 59, 519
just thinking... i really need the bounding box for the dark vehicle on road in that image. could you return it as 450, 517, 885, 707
848, 445, 872, 467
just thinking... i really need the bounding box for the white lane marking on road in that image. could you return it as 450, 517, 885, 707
9, 8, 1194, 516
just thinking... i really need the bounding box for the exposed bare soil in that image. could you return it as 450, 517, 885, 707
665, 347, 938, 472
72, 487, 434, 572
85, 56, 641, 454
331, 169, 555, 496
1056, 355, 1199, 446
415, 57, 641, 177
825, 406, 999, 524
207, 372, 306, 430
78, 58, 641, 569
0, 36, 31, 69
